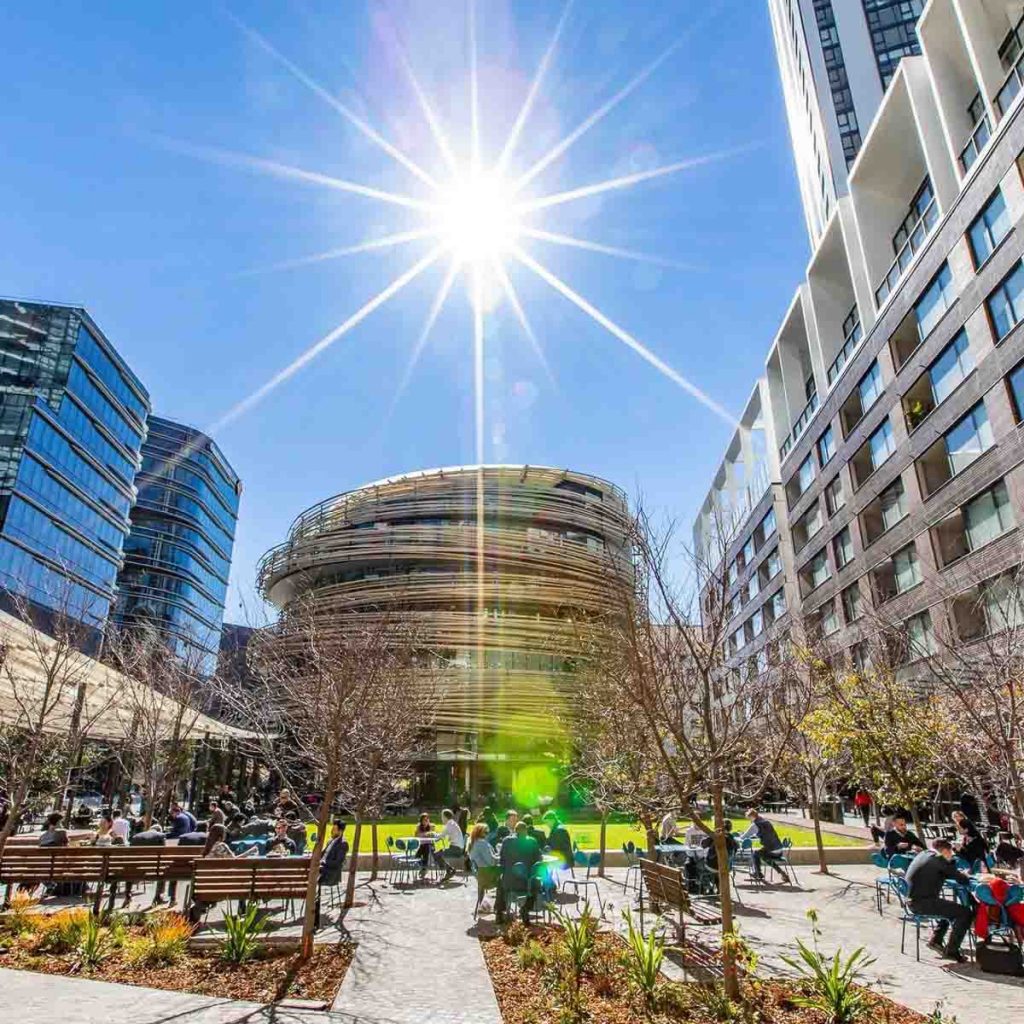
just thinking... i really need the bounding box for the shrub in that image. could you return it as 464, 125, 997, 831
220, 905, 267, 965
549, 903, 597, 1024
127, 913, 192, 966
3, 891, 41, 936
36, 909, 89, 953
690, 982, 745, 1022
74, 913, 109, 972
517, 939, 547, 970
503, 919, 529, 947
620, 909, 663, 1014
781, 909, 875, 1024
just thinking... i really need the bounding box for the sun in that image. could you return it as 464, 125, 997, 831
433, 171, 521, 266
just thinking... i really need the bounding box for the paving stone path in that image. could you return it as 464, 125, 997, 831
330, 875, 501, 1024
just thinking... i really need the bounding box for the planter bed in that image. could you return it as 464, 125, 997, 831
481, 924, 926, 1024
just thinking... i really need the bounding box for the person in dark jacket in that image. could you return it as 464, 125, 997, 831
951, 810, 988, 867
495, 823, 542, 924
959, 792, 982, 824
167, 803, 196, 838
319, 821, 348, 886
740, 809, 789, 882
884, 815, 925, 858
542, 811, 574, 868
481, 806, 499, 837
905, 839, 974, 961
522, 814, 547, 847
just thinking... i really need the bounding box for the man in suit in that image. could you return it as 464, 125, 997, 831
884, 815, 925, 859
319, 820, 349, 886
496, 822, 542, 923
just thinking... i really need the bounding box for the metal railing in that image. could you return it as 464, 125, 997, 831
959, 112, 992, 173
874, 198, 939, 307
826, 319, 863, 387
778, 391, 819, 462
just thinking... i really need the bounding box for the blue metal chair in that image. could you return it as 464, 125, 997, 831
871, 851, 898, 915
777, 838, 797, 885
393, 838, 420, 885
893, 877, 948, 961
563, 848, 603, 914
734, 837, 757, 882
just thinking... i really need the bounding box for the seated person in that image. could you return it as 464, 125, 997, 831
175, 829, 208, 846
740, 809, 789, 882
284, 812, 307, 854
319, 820, 349, 886
130, 821, 166, 845
266, 818, 296, 857
542, 811, 574, 869
167, 802, 197, 838
226, 812, 247, 841
660, 813, 682, 845
951, 810, 988, 867
683, 820, 706, 846
415, 813, 434, 871
93, 811, 114, 846
703, 820, 738, 874
884, 815, 925, 859
274, 788, 299, 819
468, 823, 498, 870
481, 806, 499, 838
522, 814, 547, 847
109, 810, 130, 846
494, 810, 519, 845
905, 839, 974, 963
995, 837, 1024, 870
437, 808, 465, 882
39, 811, 68, 847
495, 822, 542, 924
203, 823, 239, 858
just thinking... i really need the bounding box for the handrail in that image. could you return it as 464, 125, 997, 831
996, 49, 1024, 116
875, 198, 939, 307
959, 112, 992, 173
778, 391, 819, 462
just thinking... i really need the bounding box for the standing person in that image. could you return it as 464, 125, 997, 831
274, 789, 299, 818
495, 810, 518, 844
905, 840, 974, 962
481, 806, 499, 839
438, 809, 465, 882
455, 803, 470, 837
854, 788, 872, 828
319, 821, 349, 887
740, 809, 789, 883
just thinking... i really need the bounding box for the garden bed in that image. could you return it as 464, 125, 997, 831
481, 923, 927, 1024
0, 903, 354, 1005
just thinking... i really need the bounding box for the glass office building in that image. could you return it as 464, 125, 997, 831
113, 416, 241, 674
0, 300, 149, 633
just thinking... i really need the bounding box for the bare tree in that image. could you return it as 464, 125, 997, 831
0, 589, 119, 852
578, 503, 794, 998
106, 625, 212, 827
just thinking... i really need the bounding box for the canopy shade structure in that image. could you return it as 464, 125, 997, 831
0, 611, 248, 742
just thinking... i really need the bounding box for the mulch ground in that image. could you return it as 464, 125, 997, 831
481, 926, 927, 1024
0, 943, 354, 1004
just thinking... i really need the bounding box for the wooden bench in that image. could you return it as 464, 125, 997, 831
638, 859, 722, 944
103, 847, 203, 911
191, 857, 314, 923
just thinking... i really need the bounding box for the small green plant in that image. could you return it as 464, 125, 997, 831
781, 908, 875, 1024
73, 913, 109, 972
549, 903, 598, 1024
620, 908, 663, 1014
503, 918, 529, 947
691, 981, 744, 1022
925, 1004, 958, 1024
220, 905, 268, 965
35, 908, 89, 953
517, 938, 547, 970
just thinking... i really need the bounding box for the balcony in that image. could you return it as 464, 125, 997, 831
875, 197, 939, 307
826, 306, 863, 387
996, 47, 1024, 116
959, 112, 992, 174
778, 390, 819, 462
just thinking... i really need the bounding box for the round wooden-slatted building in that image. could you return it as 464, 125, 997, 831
256, 465, 631, 799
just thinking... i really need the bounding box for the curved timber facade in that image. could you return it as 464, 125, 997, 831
256, 465, 630, 741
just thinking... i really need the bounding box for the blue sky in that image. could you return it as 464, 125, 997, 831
0, 1, 809, 618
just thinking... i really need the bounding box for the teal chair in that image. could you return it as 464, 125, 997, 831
563, 848, 603, 914
622, 841, 641, 894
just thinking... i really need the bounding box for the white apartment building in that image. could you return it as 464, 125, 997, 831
769, 0, 925, 245
697, 1, 1024, 681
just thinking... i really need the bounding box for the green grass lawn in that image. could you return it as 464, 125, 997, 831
309, 816, 863, 854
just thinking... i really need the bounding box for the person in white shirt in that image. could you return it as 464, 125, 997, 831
438, 808, 465, 882
660, 813, 681, 844
110, 810, 130, 846
683, 821, 706, 846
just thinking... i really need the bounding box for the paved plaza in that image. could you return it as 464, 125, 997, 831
4, 863, 1023, 1024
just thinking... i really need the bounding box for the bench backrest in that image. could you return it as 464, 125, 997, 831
105, 847, 203, 881
192, 857, 312, 903
640, 859, 686, 907
0, 845, 204, 884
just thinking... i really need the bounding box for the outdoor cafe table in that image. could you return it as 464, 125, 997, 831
655, 843, 704, 864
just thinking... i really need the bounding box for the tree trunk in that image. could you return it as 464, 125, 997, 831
808, 789, 829, 875
344, 818, 364, 909
0, 774, 35, 856
910, 805, 922, 835
299, 775, 336, 960
598, 808, 608, 878
711, 782, 739, 1000
645, 826, 658, 859
371, 821, 379, 881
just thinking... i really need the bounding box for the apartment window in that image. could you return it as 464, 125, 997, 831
905, 611, 937, 661
903, 330, 973, 431
769, 588, 786, 620
952, 570, 1024, 641
915, 263, 955, 340
833, 525, 854, 569
932, 479, 1015, 567
816, 599, 840, 637
852, 419, 896, 488
788, 454, 816, 506
740, 536, 754, 569
746, 570, 761, 602
873, 543, 921, 603
969, 190, 1011, 266
841, 581, 862, 623
851, 640, 872, 674
817, 425, 836, 466
824, 476, 845, 517
988, 262, 1024, 340
761, 507, 776, 540
730, 627, 743, 652
861, 476, 908, 546
729, 592, 742, 618
840, 362, 883, 437
799, 548, 831, 597
763, 547, 782, 581
918, 402, 993, 497
727, 562, 737, 586
750, 609, 764, 638
892, 177, 934, 254
793, 501, 824, 552
1007, 361, 1024, 421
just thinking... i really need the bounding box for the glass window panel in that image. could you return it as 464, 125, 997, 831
915, 264, 954, 339
929, 331, 973, 404
833, 526, 853, 568
859, 363, 883, 411
798, 455, 815, 494
880, 477, 908, 531
893, 545, 921, 593
825, 477, 845, 516
817, 425, 835, 466
964, 480, 1013, 550
761, 508, 777, 539
969, 190, 1011, 265
906, 611, 936, 659
945, 403, 993, 474
988, 262, 1024, 340
842, 583, 862, 623
1009, 362, 1024, 422
869, 419, 895, 470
